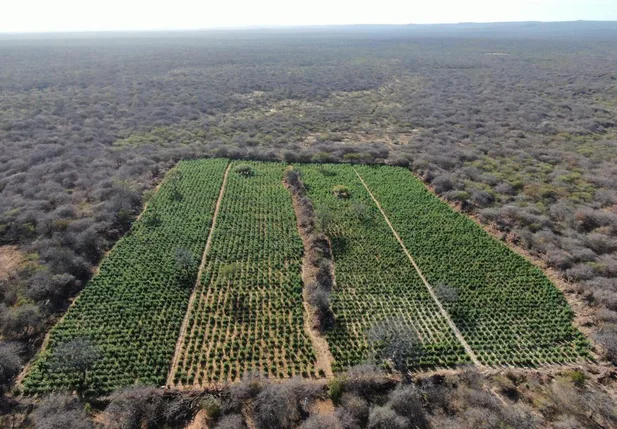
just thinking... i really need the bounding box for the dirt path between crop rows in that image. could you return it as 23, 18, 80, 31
166, 162, 232, 387
352, 167, 482, 367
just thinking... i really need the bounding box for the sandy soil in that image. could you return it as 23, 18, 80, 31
0, 245, 24, 280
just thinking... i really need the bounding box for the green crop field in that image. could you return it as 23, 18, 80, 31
24, 159, 229, 395
171, 161, 317, 387
353, 164, 589, 366
298, 164, 470, 371
22, 159, 588, 395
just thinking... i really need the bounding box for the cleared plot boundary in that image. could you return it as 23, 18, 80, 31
353, 167, 482, 367
166, 162, 232, 386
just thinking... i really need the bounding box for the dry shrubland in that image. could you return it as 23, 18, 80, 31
1, 22, 617, 426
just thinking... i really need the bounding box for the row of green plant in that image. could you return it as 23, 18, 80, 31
298, 164, 470, 372
354, 164, 590, 366
173, 161, 318, 386
23, 159, 230, 395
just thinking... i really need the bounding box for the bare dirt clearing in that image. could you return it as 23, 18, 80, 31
0, 245, 24, 280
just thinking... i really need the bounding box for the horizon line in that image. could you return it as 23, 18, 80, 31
1, 19, 616, 36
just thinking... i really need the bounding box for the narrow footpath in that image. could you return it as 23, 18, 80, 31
166, 162, 232, 386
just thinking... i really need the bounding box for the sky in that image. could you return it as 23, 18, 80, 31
1, 0, 616, 33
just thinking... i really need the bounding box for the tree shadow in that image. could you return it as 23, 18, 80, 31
330, 236, 349, 257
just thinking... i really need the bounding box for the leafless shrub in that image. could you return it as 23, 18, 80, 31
596, 309, 617, 324
434, 283, 459, 304
592, 289, 617, 312
223, 371, 264, 413
342, 365, 392, 397
252, 383, 299, 429
462, 407, 502, 429
553, 417, 585, 429
0, 342, 22, 394
421, 379, 452, 414
339, 393, 369, 427
286, 377, 326, 415
387, 385, 428, 428
32, 393, 93, 429
163, 395, 199, 427
49, 338, 101, 396
585, 233, 617, 254
0, 304, 43, 340
335, 408, 363, 429
565, 264, 595, 282
471, 190, 494, 207
574, 209, 617, 233
103, 386, 164, 429
431, 175, 454, 193
546, 250, 574, 270
367, 406, 410, 429
548, 378, 617, 428
458, 365, 482, 388
368, 318, 423, 377
595, 325, 617, 363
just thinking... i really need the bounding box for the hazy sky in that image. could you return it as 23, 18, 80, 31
1, 0, 616, 33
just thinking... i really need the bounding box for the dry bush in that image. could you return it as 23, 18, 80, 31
461, 407, 502, 429
553, 417, 586, 429
286, 377, 326, 404
335, 409, 363, 429
32, 393, 92, 429
367, 406, 410, 429
548, 378, 617, 428
102, 386, 164, 429
163, 395, 199, 427
342, 364, 393, 398
0, 342, 21, 394
387, 385, 428, 428
252, 383, 299, 429
457, 366, 482, 388
339, 393, 369, 427
223, 371, 264, 413
421, 379, 453, 414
